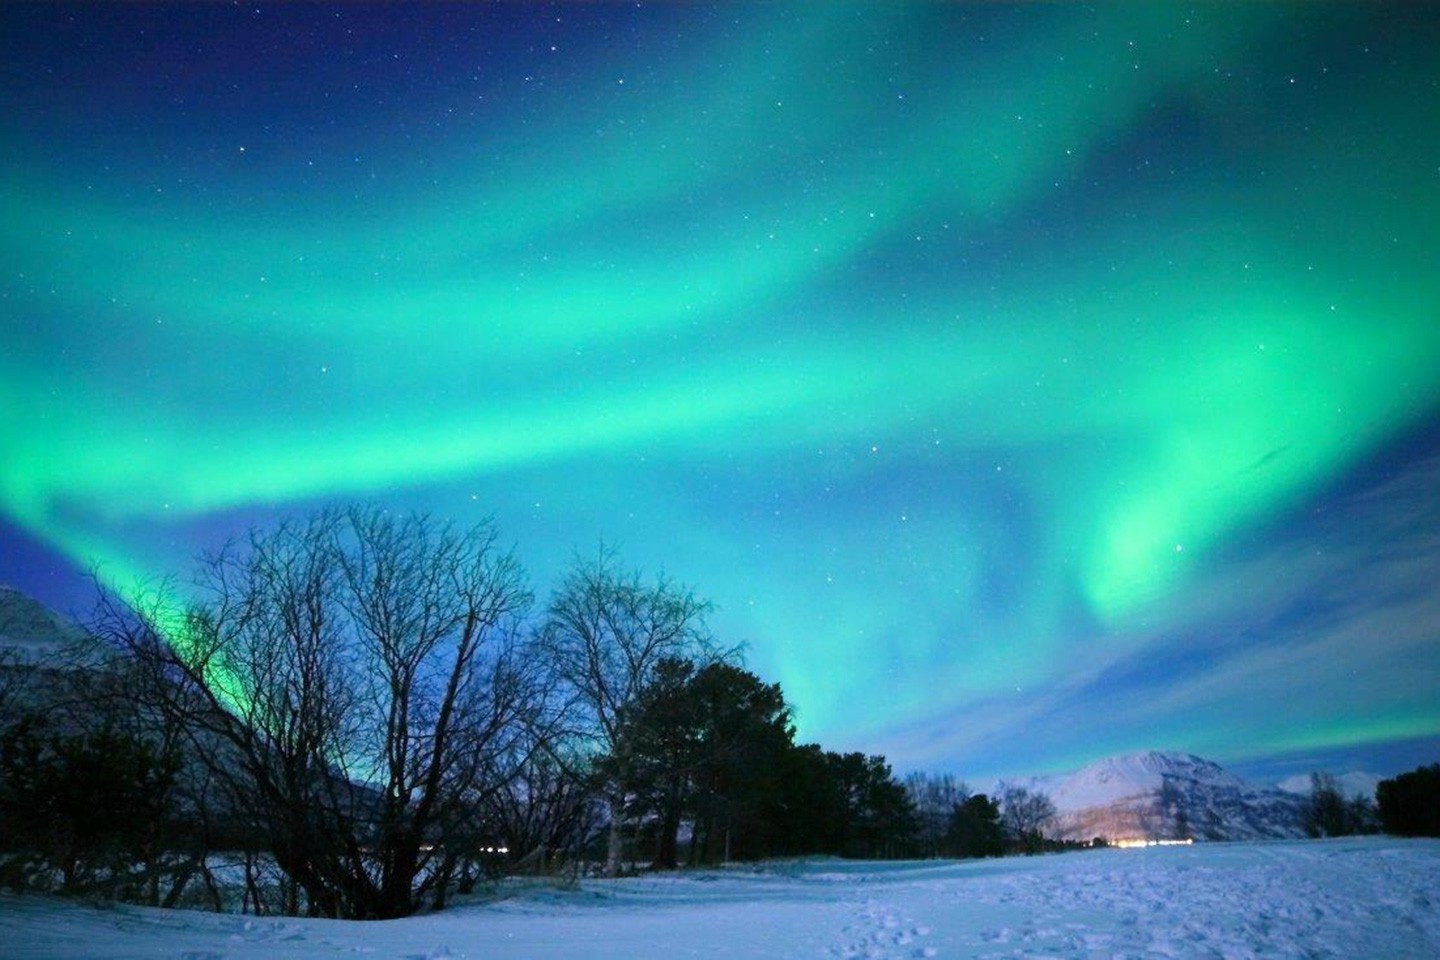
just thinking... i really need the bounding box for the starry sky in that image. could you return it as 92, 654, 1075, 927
3, 3, 1439, 784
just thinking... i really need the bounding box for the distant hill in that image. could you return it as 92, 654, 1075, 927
0, 584, 88, 660
1005, 750, 1375, 843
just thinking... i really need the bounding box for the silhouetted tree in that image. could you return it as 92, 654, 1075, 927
1302, 772, 1380, 838
1377, 764, 1440, 837
904, 772, 969, 857
1346, 792, 1380, 835
534, 549, 716, 876
999, 785, 1056, 853
679, 662, 794, 864
947, 794, 1005, 858
610, 657, 800, 866
0, 618, 214, 906
98, 508, 540, 919
769, 743, 849, 855
0, 716, 179, 896
827, 752, 917, 858
483, 746, 600, 882
1303, 772, 1351, 838
617, 657, 703, 868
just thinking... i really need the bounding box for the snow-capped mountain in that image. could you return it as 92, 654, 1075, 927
1007, 751, 1317, 843
1013, 751, 1246, 813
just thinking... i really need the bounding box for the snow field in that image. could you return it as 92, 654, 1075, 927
1, 837, 1436, 959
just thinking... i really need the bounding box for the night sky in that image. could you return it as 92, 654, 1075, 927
3, 3, 1438, 783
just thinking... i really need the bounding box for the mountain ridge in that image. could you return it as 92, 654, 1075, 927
0, 583, 88, 658
1005, 749, 1381, 843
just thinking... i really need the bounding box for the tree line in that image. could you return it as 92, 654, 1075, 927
1301, 767, 1440, 841
0, 508, 935, 918
1375, 765, 1440, 838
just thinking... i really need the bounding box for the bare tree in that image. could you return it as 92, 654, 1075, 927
534, 548, 717, 876
904, 771, 970, 857
998, 784, 1057, 852
98, 507, 539, 918
483, 743, 601, 882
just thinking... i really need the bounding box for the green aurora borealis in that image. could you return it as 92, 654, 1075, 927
3, 3, 1439, 779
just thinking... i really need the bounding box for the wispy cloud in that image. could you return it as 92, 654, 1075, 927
887, 450, 1440, 778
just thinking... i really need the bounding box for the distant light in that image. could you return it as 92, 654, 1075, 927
1114, 838, 1194, 849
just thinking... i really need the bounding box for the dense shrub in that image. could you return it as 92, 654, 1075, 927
1377, 764, 1440, 837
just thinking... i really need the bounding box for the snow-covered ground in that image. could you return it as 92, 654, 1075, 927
2, 837, 1437, 959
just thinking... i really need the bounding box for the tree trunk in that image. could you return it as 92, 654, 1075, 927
605, 795, 625, 877
651, 779, 684, 869
377, 832, 419, 918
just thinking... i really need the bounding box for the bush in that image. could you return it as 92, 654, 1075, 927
1303, 772, 1370, 837
0, 716, 179, 895
948, 794, 1005, 858
1377, 764, 1440, 837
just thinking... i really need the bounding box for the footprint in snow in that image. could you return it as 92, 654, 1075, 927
830, 901, 935, 960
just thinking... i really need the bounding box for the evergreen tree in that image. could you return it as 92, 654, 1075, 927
769, 743, 848, 856
0, 716, 180, 895
614, 658, 795, 865
684, 661, 794, 863
826, 752, 918, 858
1377, 764, 1440, 837
610, 657, 703, 868
947, 794, 1005, 858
